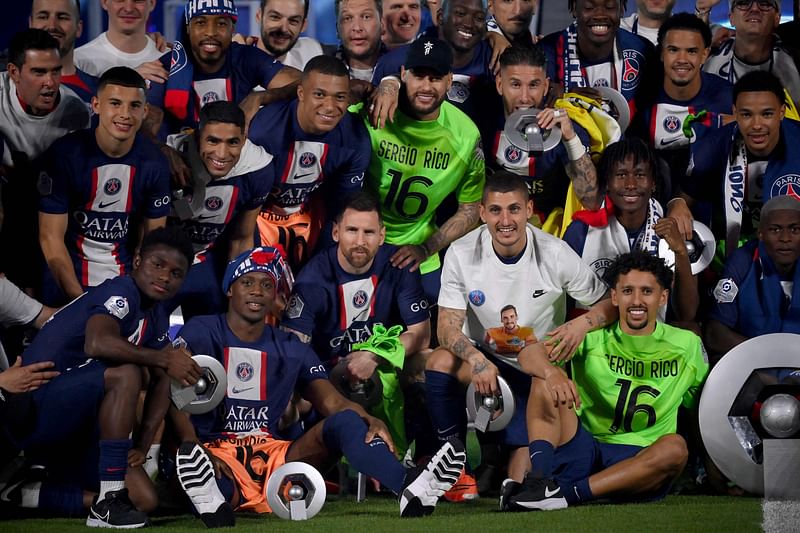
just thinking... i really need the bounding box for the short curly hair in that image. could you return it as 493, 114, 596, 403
603, 251, 673, 291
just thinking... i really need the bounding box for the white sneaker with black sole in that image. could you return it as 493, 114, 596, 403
86, 488, 149, 529
399, 438, 466, 518
176, 442, 235, 528
508, 474, 568, 511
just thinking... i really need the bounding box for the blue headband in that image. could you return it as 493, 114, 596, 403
222, 246, 293, 295
185, 0, 238, 24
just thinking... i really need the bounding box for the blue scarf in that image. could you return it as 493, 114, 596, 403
738, 241, 800, 337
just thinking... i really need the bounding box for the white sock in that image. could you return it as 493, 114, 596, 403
19, 482, 41, 508
144, 444, 161, 480
98, 480, 125, 502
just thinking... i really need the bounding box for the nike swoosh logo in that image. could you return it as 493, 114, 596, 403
232, 386, 254, 394
91, 508, 111, 522
437, 424, 457, 435
530, 451, 542, 458
292, 172, 315, 180
532, 291, 546, 298
196, 214, 219, 220
98, 200, 120, 209
0, 480, 24, 502
659, 138, 681, 147
545, 486, 561, 498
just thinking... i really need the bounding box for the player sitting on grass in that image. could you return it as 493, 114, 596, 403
170, 247, 466, 527
502, 251, 709, 511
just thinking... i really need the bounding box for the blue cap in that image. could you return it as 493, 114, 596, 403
222, 246, 294, 296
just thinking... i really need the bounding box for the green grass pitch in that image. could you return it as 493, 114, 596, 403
1, 495, 763, 532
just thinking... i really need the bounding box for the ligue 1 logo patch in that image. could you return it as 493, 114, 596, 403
104, 178, 122, 195
299, 152, 317, 168
447, 81, 470, 104
621, 49, 643, 91
663, 115, 681, 134
713, 278, 738, 304
469, 290, 485, 306
205, 195, 223, 211
504, 145, 523, 164
769, 174, 800, 200
353, 290, 368, 308
236, 361, 254, 382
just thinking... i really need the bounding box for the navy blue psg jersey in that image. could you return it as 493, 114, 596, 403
248, 99, 370, 216
38, 129, 171, 288
168, 139, 273, 256
479, 97, 592, 219
540, 25, 656, 120
176, 314, 328, 441
281, 244, 429, 363
61, 70, 98, 105
371, 28, 495, 121
634, 73, 733, 180
23, 276, 170, 372
149, 42, 284, 134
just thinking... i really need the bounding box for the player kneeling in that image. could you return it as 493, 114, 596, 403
170, 247, 466, 526
503, 252, 709, 510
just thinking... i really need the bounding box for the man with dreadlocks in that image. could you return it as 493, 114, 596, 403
538, 0, 658, 126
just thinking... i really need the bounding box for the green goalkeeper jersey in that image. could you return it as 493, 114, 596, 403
362, 102, 485, 274
573, 322, 709, 447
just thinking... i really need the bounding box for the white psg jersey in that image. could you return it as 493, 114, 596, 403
439, 224, 607, 369
0, 72, 90, 165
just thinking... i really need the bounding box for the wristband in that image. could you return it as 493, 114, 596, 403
563, 135, 585, 161
379, 76, 401, 89
666, 197, 687, 209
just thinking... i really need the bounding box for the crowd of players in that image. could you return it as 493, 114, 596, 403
0, 0, 799, 528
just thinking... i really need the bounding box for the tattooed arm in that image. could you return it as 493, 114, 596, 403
437, 306, 499, 395
390, 202, 481, 271
567, 153, 601, 210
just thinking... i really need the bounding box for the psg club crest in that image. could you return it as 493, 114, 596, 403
236, 362, 254, 382
590, 257, 613, 278
663, 115, 681, 134
769, 174, 800, 201
353, 290, 369, 309
202, 91, 220, 106
469, 290, 486, 306
504, 145, 523, 164
299, 152, 317, 168
205, 196, 223, 211
621, 49, 643, 91
104, 178, 122, 195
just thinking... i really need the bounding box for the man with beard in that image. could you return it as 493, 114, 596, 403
27, 0, 96, 104
0, 29, 90, 290
363, 38, 485, 302
254, 0, 323, 70
145, 0, 300, 137
706, 195, 800, 362
248, 55, 371, 271
383, 0, 422, 48
539, 0, 657, 124
170, 246, 465, 526
486, 0, 537, 48
704, 0, 800, 109
503, 251, 707, 511
4, 227, 199, 527
482, 45, 600, 232
282, 192, 435, 458
425, 172, 611, 499
38, 67, 171, 306
370, 0, 494, 125
632, 12, 732, 193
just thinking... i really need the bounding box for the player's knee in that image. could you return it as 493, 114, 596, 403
104, 363, 142, 393
128, 478, 158, 514
425, 348, 459, 374
652, 434, 689, 475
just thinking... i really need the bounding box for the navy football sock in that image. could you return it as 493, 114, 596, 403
562, 477, 593, 505
98, 438, 131, 501
424, 370, 467, 445
528, 440, 555, 479
322, 410, 405, 494
38, 482, 85, 517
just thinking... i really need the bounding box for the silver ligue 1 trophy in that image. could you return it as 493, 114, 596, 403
699, 333, 800, 499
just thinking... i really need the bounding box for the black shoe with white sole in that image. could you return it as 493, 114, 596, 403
176, 442, 235, 528
86, 488, 149, 529
508, 474, 568, 511
499, 478, 522, 511
399, 438, 466, 518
